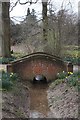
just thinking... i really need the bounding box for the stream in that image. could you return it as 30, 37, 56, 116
1, 64, 79, 118
23, 80, 55, 118
24, 65, 80, 118
29, 83, 49, 118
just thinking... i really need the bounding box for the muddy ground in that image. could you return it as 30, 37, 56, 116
2, 82, 30, 118
47, 82, 79, 118
1, 80, 79, 119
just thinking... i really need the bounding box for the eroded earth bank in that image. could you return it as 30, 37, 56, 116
2, 80, 79, 118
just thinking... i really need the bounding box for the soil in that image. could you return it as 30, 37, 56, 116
1, 80, 79, 119
47, 82, 79, 118
2, 82, 30, 118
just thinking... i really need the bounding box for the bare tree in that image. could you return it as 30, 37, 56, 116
78, 1, 80, 45
0, 2, 11, 57
42, 1, 48, 41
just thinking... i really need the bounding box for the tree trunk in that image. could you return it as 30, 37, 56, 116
57, 11, 63, 56
57, 18, 62, 56
42, 1, 48, 52
0, 2, 11, 57
78, 1, 80, 45
0, 2, 3, 56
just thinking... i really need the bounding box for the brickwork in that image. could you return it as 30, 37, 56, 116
7, 52, 66, 81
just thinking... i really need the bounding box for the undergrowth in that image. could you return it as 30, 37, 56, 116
0, 57, 16, 64
63, 57, 80, 65
0, 70, 19, 90
50, 71, 80, 91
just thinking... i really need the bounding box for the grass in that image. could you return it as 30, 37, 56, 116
50, 71, 80, 91
63, 50, 79, 57
12, 52, 26, 59
62, 45, 79, 56
61, 45, 80, 64
50, 79, 65, 88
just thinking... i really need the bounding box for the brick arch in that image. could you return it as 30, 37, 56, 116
7, 52, 66, 81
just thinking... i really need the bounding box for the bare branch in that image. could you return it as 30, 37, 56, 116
10, 0, 39, 12
10, 0, 19, 12
19, 0, 39, 5
67, 0, 73, 11
19, 0, 29, 5
61, 0, 73, 12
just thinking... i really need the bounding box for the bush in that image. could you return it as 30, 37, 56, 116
57, 71, 68, 79
63, 57, 80, 64
65, 71, 80, 88
2, 79, 13, 90
0, 57, 16, 64
67, 76, 78, 86
0, 71, 19, 90
49, 70, 79, 90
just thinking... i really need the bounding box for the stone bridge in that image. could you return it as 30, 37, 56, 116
7, 52, 67, 82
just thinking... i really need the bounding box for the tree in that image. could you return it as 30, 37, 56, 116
0, 2, 11, 57
78, 1, 80, 45
10, 0, 49, 53
21, 8, 38, 41
42, 1, 48, 41
10, 21, 22, 45
10, 0, 78, 56
27, 8, 30, 16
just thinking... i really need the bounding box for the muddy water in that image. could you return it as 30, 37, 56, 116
30, 83, 49, 118
24, 81, 50, 118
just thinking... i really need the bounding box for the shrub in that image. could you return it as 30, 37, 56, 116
2, 79, 13, 90
63, 57, 80, 64
50, 71, 79, 90
67, 76, 78, 86
57, 71, 68, 79
0, 71, 19, 90
65, 71, 80, 88
0, 57, 16, 64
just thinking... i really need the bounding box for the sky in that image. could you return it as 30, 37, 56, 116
10, 0, 80, 23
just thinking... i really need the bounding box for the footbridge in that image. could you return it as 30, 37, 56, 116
7, 52, 67, 82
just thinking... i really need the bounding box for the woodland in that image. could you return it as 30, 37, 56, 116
0, 0, 78, 59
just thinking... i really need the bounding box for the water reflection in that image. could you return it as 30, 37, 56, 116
29, 83, 49, 118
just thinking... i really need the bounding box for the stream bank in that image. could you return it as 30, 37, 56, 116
2, 82, 30, 118
47, 82, 78, 118
2, 79, 79, 118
